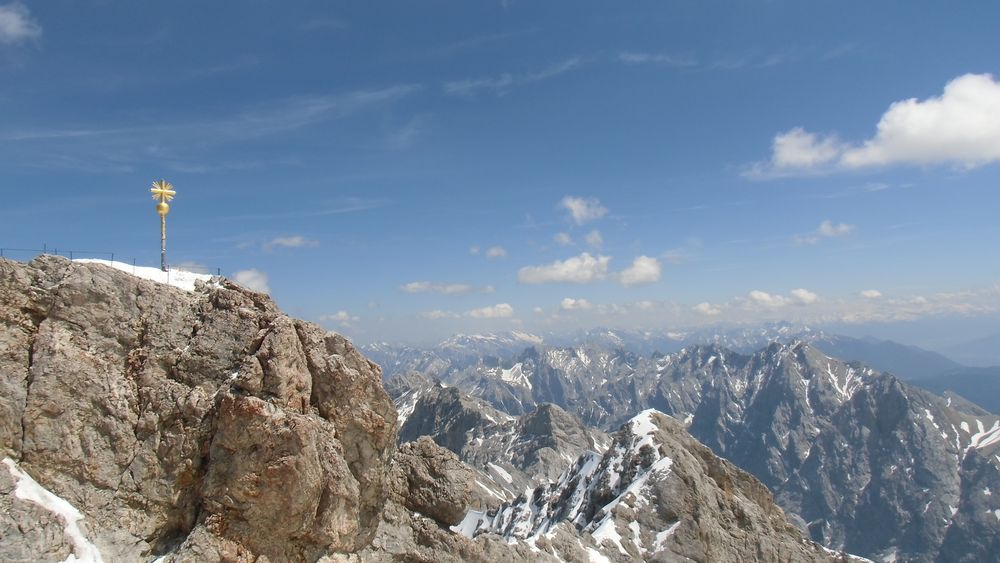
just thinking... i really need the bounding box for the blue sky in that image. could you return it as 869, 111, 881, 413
1, 1, 999, 345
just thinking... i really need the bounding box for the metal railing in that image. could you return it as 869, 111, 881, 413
0, 246, 222, 276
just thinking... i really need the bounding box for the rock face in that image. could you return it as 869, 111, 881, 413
459, 410, 851, 562
389, 374, 610, 504
0, 256, 397, 561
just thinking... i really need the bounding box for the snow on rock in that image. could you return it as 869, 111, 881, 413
75, 259, 215, 292
653, 521, 681, 552
968, 419, 1000, 451
487, 462, 514, 484
499, 363, 533, 389
3, 457, 105, 563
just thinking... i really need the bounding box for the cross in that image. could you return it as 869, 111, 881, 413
150, 180, 175, 203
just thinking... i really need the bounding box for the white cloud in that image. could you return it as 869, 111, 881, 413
618, 51, 696, 67
554, 232, 573, 246
818, 220, 854, 237
794, 220, 855, 245
321, 311, 359, 324
469, 246, 481, 255
532, 306, 544, 314
585, 230, 603, 249
422, 310, 460, 320
518, 252, 611, 284
486, 245, 508, 259
263, 235, 318, 251
752, 74, 1000, 175
861, 289, 883, 299
771, 127, 845, 170
0, 3, 41, 45
467, 303, 514, 318
401, 281, 473, 295
559, 196, 608, 225
619, 256, 662, 287
560, 297, 593, 311
693, 302, 722, 316
748, 290, 788, 308
444, 57, 581, 96
745, 288, 817, 308
790, 288, 819, 305
233, 269, 270, 293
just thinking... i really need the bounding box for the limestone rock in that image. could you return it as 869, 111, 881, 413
0, 256, 397, 561
391, 436, 472, 526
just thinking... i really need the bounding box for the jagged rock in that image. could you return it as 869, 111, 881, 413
459, 410, 851, 562
390, 376, 609, 507
391, 437, 472, 526
0, 256, 397, 561
354, 435, 547, 563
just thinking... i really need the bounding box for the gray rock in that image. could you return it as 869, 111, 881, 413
462, 410, 850, 562
0, 256, 397, 561
392, 437, 472, 526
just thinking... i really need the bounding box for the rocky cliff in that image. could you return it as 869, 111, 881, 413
0, 255, 400, 561
2, 256, 855, 562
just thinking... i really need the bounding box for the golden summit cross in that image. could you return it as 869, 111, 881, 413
150, 180, 175, 271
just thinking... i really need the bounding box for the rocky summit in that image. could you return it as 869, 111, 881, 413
2, 256, 849, 562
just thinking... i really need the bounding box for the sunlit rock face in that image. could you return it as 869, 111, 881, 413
0, 255, 397, 561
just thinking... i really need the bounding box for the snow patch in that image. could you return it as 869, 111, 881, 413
452, 510, 488, 538
3, 457, 105, 563
591, 517, 627, 555
586, 547, 611, 563
653, 521, 680, 552
499, 363, 532, 389
488, 463, 513, 484
75, 259, 214, 292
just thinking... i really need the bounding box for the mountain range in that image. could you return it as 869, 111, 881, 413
371, 332, 1000, 562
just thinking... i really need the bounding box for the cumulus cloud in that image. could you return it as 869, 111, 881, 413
748, 290, 788, 308
790, 288, 819, 305
518, 252, 611, 284
486, 245, 508, 259
321, 311, 359, 324
560, 196, 608, 225
693, 302, 722, 316
467, 303, 514, 318
751, 74, 1000, 176
233, 269, 270, 293
469, 246, 480, 255
263, 235, 318, 251
400, 281, 474, 295
554, 232, 573, 246
619, 256, 662, 287
585, 230, 603, 249
560, 297, 593, 311
794, 220, 855, 245
0, 3, 41, 45
746, 288, 817, 308
861, 289, 883, 299
422, 310, 460, 320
